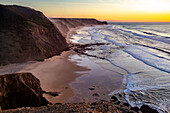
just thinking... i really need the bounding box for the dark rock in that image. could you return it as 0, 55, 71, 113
91, 102, 98, 105
89, 88, 95, 90
118, 94, 122, 97
140, 105, 158, 113
110, 96, 118, 102
43, 91, 60, 97
114, 101, 121, 105
123, 103, 130, 107
92, 93, 99, 97
0, 73, 48, 110
131, 107, 139, 112
54, 103, 62, 105
91, 106, 96, 109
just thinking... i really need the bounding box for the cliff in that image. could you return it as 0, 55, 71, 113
0, 73, 48, 110
50, 18, 107, 37
0, 4, 68, 65
0, 4, 108, 65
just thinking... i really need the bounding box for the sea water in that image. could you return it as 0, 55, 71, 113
70, 22, 170, 113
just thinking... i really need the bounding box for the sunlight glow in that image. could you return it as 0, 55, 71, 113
136, 0, 170, 13
0, 0, 170, 22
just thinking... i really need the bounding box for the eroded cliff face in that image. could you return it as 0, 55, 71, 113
50, 18, 107, 38
0, 4, 68, 65
0, 4, 108, 65
0, 73, 48, 110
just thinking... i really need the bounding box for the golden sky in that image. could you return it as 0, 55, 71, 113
1, 0, 170, 22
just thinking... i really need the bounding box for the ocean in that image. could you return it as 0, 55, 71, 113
70, 22, 170, 113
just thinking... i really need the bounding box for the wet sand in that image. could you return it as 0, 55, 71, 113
68, 54, 123, 103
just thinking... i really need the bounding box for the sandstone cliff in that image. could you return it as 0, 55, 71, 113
0, 73, 48, 110
50, 18, 107, 37
0, 4, 68, 65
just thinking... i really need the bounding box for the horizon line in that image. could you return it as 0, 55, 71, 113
48, 16, 170, 23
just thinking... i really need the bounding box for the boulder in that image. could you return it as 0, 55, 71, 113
0, 73, 48, 110
140, 105, 158, 113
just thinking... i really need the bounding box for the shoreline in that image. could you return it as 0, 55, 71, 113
65, 24, 164, 113
0, 25, 160, 113
0, 50, 123, 104
0, 25, 123, 104
66, 26, 83, 43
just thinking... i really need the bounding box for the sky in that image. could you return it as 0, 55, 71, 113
1, 0, 170, 22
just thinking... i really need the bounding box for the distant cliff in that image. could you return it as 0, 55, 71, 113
50, 18, 107, 37
0, 4, 68, 65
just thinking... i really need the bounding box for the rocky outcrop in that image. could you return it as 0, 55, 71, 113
0, 4, 68, 65
140, 105, 158, 113
0, 73, 48, 110
50, 18, 107, 37
1, 100, 159, 113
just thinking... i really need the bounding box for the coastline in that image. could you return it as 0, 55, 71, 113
0, 25, 122, 104
0, 25, 160, 113
66, 26, 83, 43
0, 4, 165, 113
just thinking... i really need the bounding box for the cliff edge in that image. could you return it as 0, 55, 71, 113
50, 18, 107, 38
0, 4, 68, 65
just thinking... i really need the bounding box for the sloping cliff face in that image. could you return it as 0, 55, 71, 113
0, 4, 68, 65
0, 73, 48, 110
50, 18, 107, 37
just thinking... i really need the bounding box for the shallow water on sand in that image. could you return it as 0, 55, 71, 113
70, 23, 170, 113
67, 54, 122, 103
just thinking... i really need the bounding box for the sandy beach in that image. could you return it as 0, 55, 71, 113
0, 51, 88, 103
0, 50, 123, 104
0, 27, 123, 104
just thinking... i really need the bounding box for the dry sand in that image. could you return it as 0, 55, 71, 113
0, 51, 90, 103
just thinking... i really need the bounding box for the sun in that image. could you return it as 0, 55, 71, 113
136, 0, 170, 13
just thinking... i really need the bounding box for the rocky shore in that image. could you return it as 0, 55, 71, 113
1, 96, 158, 113
0, 63, 158, 113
